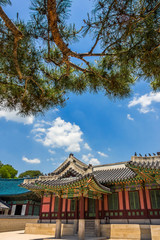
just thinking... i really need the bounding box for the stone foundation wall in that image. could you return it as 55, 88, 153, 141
101, 224, 153, 240
0, 216, 38, 232
25, 223, 74, 236
151, 225, 160, 240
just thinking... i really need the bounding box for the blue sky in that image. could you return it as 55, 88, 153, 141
1, 0, 160, 175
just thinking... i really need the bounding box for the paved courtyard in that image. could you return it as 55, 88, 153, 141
0, 230, 54, 240
0, 230, 107, 240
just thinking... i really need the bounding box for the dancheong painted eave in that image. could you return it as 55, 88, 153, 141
20, 173, 111, 199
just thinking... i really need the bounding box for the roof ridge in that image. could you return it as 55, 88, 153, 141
93, 161, 128, 168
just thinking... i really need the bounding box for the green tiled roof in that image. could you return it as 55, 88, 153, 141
0, 178, 30, 196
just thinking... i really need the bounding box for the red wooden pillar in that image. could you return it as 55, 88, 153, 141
122, 186, 127, 219
57, 196, 62, 219
141, 181, 148, 219
78, 196, 85, 240
50, 194, 53, 223
55, 196, 62, 239
96, 199, 99, 219
142, 183, 147, 209
65, 199, 68, 222
39, 192, 44, 222
79, 196, 85, 219
102, 195, 105, 219
75, 198, 78, 219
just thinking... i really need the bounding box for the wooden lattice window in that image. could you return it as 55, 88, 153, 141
129, 191, 140, 210
33, 205, 40, 216
108, 193, 118, 210
54, 197, 59, 212
28, 205, 33, 215
88, 198, 95, 217
150, 189, 160, 209
71, 199, 75, 212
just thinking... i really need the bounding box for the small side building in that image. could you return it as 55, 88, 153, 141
0, 200, 10, 215
0, 178, 40, 216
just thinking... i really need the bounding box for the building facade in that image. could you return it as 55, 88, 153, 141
21, 153, 160, 239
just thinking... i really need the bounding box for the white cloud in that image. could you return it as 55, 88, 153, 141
53, 108, 59, 113
128, 92, 160, 114
97, 151, 108, 157
32, 117, 83, 152
82, 154, 100, 165
107, 147, 111, 152
82, 153, 93, 163
46, 157, 55, 162
89, 158, 100, 165
84, 143, 92, 151
48, 149, 55, 154
22, 156, 40, 164
0, 109, 34, 124
33, 123, 44, 128
127, 114, 134, 121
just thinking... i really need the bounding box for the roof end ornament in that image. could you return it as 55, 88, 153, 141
69, 153, 74, 158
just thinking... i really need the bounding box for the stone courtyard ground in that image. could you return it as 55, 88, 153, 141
0, 230, 107, 240
0, 230, 53, 240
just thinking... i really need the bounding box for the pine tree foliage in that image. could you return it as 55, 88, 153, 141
0, 0, 160, 115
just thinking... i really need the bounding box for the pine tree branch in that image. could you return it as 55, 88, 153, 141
69, 62, 89, 73
47, 0, 73, 59
136, 2, 160, 23
0, 6, 24, 80
0, 6, 23, 39
151, 44, 160, 52
89, 0, 116, 54
80, 57, 111, 84
13, 37, 23, 80
22, 78, 29, 100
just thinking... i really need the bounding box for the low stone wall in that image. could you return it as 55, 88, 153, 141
0, 216, 38, 233
25, 223, 74, 236
25, 223, 56, 235
151, 225, 160, 240
101, 224, 152, 240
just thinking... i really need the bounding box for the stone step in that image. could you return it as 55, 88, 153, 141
85, 233, 96, 236
85, 228, 95, 230
86, 227, 95, 228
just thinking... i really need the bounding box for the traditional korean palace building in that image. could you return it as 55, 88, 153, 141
21, 153, 160, 239
0, 178, 40, 216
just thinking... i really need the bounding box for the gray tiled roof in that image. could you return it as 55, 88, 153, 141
51, 161, 71, 175
93, 167, 136, 184
36, 176, 80, 186
21, 175, 87, 190
127, 160, 160, 170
